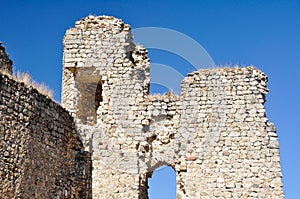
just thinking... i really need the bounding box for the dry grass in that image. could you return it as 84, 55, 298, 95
15, 71, 54, 98
0, 69, 54, 99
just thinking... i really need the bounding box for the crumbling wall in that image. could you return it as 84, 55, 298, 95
137, 68, 283, 199
62, 15, 151, 198
0, 42, 13, 74
0, 15, 285, 198
176, 67, 283, 198
62, 15, 284, 198
0, 73, 91, 198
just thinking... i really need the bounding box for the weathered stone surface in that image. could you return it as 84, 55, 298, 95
0, 42, 13, 74
60, 15, 283, 198
0, 73, 91, 198
0, 15, 284, 198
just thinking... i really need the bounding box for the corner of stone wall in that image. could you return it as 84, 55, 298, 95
0, 42, 13, 75
0, 72, 92, 198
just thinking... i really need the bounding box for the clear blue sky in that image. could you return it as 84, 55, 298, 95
0, 0, 299, 198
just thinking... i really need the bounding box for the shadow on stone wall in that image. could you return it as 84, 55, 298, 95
0, 73, 91, 198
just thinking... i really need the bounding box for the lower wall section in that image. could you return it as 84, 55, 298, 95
0, 73, 91, 198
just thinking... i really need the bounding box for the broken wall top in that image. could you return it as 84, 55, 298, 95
0, 42, 13, 74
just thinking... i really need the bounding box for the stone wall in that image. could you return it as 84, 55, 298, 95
175, 68, 283, 198
62, 15, 284, 198
0, 14, 284, 199
0, 73, 91, 198
62, 15, 150, 198
0, 42, 13, 74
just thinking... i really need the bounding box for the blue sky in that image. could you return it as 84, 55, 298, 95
0, 0, 299, 198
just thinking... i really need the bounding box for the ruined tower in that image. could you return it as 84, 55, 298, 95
61, 15, 284, 198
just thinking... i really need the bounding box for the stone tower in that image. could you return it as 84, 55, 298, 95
62, 15, 283, 198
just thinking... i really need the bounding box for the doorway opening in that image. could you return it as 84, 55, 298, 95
148, 165, 176, 199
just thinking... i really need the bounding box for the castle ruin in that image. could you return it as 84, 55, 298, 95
0, 15, 284, 198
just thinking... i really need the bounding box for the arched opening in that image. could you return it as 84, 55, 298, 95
148, 165, 176, 199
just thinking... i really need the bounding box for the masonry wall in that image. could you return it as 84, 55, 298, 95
0, 42, 13, 74
176, 68, 283, 198
62, 15, 283, 199
0, 15, 284, 199
138, 68, 283, 198
0, 73, 91, 198
62, 15, 151, 198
